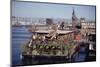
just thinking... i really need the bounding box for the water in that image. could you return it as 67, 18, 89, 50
12, 26, 32, 65
12, 26, 88, 66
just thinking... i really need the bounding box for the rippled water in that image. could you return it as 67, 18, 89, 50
12, 26, 32, 65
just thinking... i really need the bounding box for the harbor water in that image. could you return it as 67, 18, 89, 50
12, 26, 91, 66
12, 26, 32, 65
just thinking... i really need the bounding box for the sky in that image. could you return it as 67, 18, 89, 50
12, 1, 96, 21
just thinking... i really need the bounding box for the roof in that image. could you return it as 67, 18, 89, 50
34, 30, 73, 34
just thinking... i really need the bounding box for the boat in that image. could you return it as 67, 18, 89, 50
21, 29, 80, 64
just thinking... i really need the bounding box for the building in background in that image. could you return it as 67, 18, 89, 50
46, 18, 53, 25
72, 9, 78, 29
